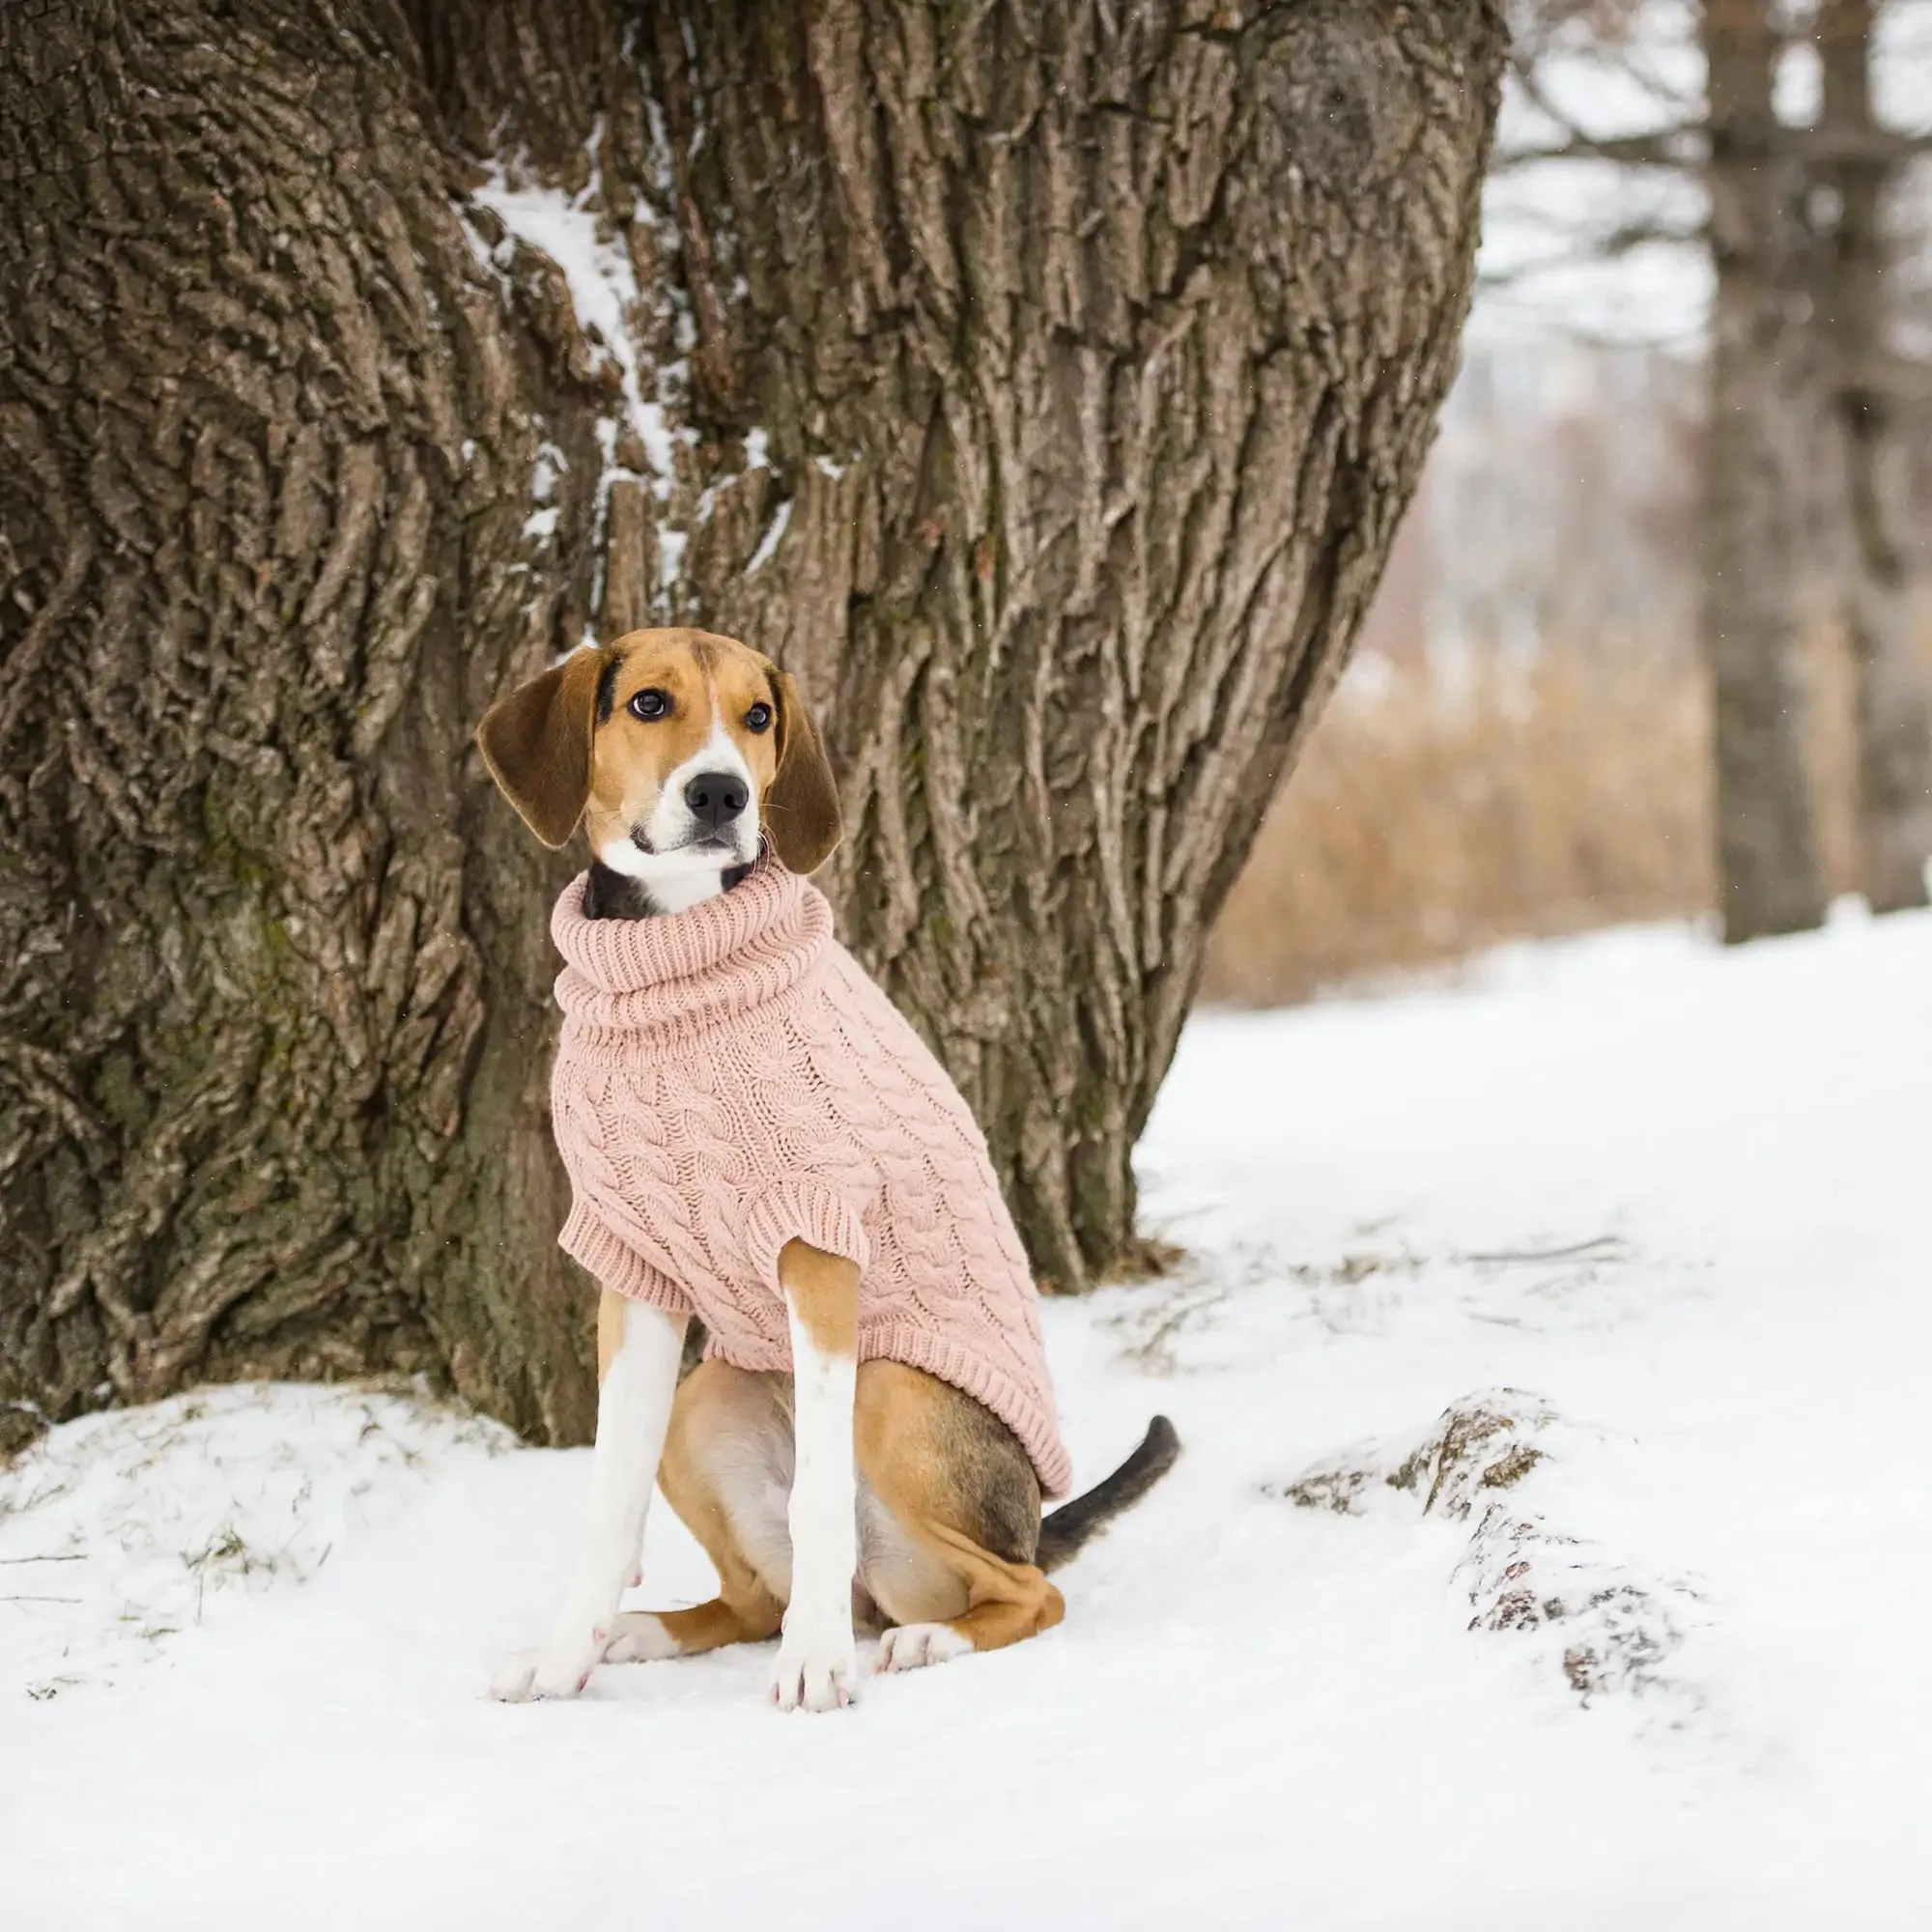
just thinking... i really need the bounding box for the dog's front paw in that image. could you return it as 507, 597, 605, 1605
488, 1628, 609, 1703
771, 1613, 856, 1713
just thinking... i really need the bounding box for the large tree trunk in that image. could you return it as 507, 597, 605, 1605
1699, 0, 1828, 942
1817, 0, 1932, 914
0, 0, 1504, 1449
0, 0, 626, 1453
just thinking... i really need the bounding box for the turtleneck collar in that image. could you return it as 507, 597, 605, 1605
550, 853, 833, 1055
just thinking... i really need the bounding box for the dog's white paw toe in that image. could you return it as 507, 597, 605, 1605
603, 1611, 679, 1663
877, 1622, 974, 1673
771, 1624, 857, 1713
488, 1648, 545, 1701
488, 1631, 607, 1702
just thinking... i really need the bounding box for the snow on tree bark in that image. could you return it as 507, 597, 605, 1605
0, 0, 1504, 1447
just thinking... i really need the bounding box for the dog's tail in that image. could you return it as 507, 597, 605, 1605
1036, 1415, 1180, 1576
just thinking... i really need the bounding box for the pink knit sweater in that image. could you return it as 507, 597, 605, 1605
547, 858, 1071, 1497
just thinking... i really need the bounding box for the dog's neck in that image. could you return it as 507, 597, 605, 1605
582, 860, 755, 921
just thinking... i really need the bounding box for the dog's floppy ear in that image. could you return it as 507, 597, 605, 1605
764, 668, 842, 875
476, 648, 608, 850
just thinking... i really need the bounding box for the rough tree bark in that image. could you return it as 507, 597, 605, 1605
1817, 0, 1932, 914
0, 0, 622, 1454
1, 0, 1505, 1450
1699, 0, 1828, 944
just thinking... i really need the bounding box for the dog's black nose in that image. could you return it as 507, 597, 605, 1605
684, 770, 749, 831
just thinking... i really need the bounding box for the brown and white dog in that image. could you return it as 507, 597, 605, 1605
477, 628, 1177, 1711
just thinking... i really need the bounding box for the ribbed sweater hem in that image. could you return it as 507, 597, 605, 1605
557, 1202, 692, 1320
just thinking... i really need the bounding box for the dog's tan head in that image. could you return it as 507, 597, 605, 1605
476, 628, 841, 886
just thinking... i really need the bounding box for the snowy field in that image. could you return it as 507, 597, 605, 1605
3, 905, 1927, 1929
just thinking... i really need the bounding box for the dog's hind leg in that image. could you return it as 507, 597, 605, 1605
853, 1361, 1065, 1674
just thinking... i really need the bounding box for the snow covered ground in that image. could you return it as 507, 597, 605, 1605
3, 906, 1928, 1929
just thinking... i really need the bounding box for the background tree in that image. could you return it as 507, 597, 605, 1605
1701, 0, 1830, 938
1501, 0, 1932, 938
1817, 0, 1932, 912
0, 0, 1506, 1451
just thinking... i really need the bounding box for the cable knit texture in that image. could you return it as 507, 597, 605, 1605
548, 857, 1071, 1497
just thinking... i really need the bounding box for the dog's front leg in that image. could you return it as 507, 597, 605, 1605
490, 1295, 688, 1701
772, 1239, 860, 1712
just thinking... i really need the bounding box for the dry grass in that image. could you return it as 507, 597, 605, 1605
1201, 635, 1879, 1008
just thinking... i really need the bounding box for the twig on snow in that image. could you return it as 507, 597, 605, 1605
1459, 1236, 1628, 1265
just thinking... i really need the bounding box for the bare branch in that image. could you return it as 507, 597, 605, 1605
1476, 213, 1707, 293
1498, 120, 1932, 176
1501, 41, 1706, 174
1495, 125, 1709, 173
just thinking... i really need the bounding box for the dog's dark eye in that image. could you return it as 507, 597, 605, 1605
745, 702, 773, 733
629, 689, 668, 721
